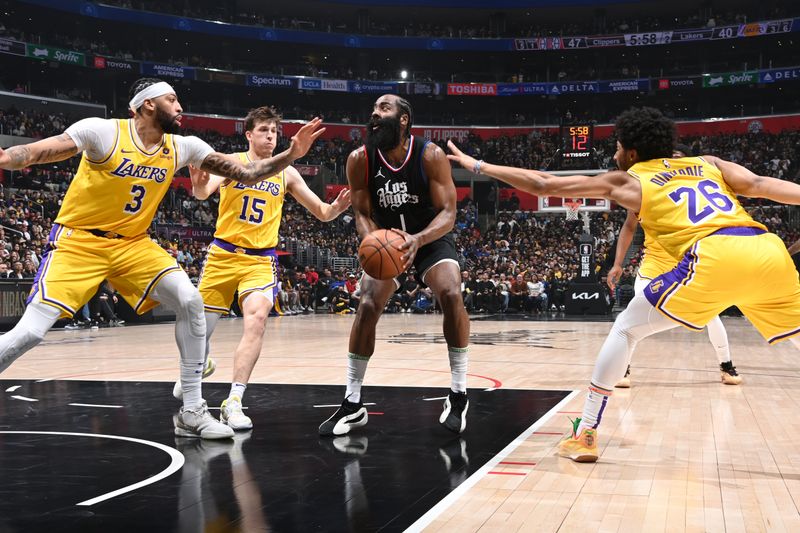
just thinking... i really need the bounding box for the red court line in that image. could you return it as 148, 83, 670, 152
489, 471, 527, 476
499, 461, 536, 466
367, 412, 384, 415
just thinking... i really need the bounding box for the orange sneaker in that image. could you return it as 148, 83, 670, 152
615, 365, 631, 388
558, 418, 599, 463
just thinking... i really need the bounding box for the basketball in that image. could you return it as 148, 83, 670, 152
358, 229, 407, 280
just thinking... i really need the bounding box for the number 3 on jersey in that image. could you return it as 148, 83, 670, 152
124, 184, 146, 214
239, 194, 265, 224
668, 179, 734, 224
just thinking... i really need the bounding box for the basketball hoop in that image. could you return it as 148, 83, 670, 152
564, 199, 582, 221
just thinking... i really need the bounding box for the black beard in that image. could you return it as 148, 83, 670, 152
156, 107, 180, 134
365, 115, 402, 151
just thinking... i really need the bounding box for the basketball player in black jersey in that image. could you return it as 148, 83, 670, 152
319, 95, 470, 436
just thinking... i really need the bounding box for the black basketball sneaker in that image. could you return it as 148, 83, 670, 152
439, 390, 469, 433
319, 398, 368, 436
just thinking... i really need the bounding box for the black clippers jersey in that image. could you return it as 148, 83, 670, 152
366, 135, 437, 235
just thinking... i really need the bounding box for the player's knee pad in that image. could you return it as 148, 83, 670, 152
180, 290, 206, 337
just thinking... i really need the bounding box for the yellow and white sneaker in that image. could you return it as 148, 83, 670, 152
173, 357, 217, 400
558, 418, 599, 463
720, 361, 743, 385
615, 365, 631, 388
220, 395, 253, 430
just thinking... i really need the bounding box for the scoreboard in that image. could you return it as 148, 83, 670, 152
559, 123, 594, 168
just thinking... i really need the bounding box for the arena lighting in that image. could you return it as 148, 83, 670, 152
400, 70, 408, 79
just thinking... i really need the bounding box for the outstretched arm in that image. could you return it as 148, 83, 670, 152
710, 155, 800, 204
199, 118, 325, 186
0, 133, 79, 170
286, 166, 351, 221
446, 140, 640, 210
188, 164, 228, 200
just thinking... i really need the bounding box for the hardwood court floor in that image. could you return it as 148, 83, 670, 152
3, 312, 800, 532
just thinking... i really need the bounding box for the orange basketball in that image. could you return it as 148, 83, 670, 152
358, 229, 407, 280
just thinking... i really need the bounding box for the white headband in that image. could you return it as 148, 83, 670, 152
129, 82, 176, 114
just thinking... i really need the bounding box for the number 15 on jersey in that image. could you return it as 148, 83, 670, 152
239, 194, 266, 224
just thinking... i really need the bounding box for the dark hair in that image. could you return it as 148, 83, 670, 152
394, 96, 413, 137
674, 143, 693, 157
244, 106, 282, 132
128, 77, 164, 114
615, 107, 676, 162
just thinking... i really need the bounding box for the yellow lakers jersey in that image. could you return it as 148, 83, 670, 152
638, 235, 677, 278
214, 152, 285, 249
56, 119, 177, 236
629, 156, 766, 260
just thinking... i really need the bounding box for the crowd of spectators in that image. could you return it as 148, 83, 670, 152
2, 110, 800, 318
6, 0, 798, 93
97, 0, 793, 40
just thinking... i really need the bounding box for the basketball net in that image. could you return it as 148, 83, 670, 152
564, 199, 582, 221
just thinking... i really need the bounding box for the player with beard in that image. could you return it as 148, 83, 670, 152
319, 94, 471, 436
0, 78, 324, 439
607, 143, 742, 388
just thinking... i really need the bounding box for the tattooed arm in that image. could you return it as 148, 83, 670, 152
0, 133, 80, 170
199, 117, 326, 186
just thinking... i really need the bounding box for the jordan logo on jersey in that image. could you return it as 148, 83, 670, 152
110, 158, 168, 183
375, 168, 385, 179
377, 180, 419, 211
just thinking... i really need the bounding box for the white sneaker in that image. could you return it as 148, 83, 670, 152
174, 400, 234, 439
220, 395, 253, 430
173, 357, 217, 400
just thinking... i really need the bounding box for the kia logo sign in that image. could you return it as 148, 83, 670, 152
572, 292, 600, 300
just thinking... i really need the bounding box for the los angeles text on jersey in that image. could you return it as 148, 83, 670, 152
232, 180, 282, 196
110, 158, 169, 183
377, 180, 419, 210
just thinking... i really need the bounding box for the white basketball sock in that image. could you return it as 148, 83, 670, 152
151, 271, 206, 410
345, 353, 370, 403
448, 346, 469, 393
705, 316, 731, 364
230, 382, 247, 401
577, 295, 678, 434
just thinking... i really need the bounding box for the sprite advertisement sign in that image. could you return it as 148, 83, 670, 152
26, 44, 85, 66
702, 70, 758, 88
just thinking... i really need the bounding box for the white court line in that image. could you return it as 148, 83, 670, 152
69, 403, 123, 409
422, 396, 447, 401
35, 378, 54, 383
313, 402, 376, 408
5, 385, 21, 392
10, 395, 38, 402
207, 406, 248, 410
404, 389, 580, 533
0, 431, 184, 506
